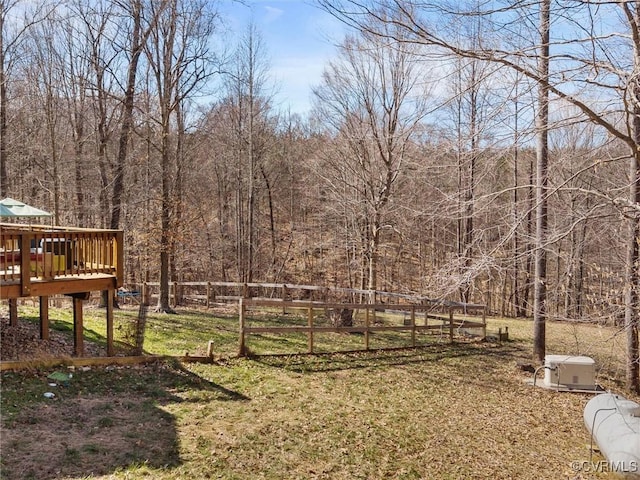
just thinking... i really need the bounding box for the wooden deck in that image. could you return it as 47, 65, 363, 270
0, 224, 123, 299
0, 223, 124, 358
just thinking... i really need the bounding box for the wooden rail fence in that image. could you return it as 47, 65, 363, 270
126, 281, 487, 356
238, 298, 487, 356
137, 281, 486, 312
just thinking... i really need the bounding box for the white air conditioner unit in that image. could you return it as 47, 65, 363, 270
544, 355, 595, 390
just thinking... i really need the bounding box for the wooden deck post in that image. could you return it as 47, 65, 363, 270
19, 234, 31, 296
8, 298, 18, 326
39, 296, 49, 340
106, 289, 114, 356
115, 230, 124, 287
73, 297, 84, 356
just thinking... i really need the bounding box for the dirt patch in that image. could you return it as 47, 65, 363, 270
1, 394, 180, 480
0, 317, 105, 361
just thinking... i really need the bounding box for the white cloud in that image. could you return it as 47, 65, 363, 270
263, 6, 284, 23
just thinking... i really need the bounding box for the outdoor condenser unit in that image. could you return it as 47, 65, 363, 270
544, 355, 596, 390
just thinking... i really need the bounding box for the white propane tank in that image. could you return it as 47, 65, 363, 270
583, 393, 640, 477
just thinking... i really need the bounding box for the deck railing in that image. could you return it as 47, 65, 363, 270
0, 224, 123, 294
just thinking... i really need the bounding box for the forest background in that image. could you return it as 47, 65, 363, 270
0, 0, 638, 386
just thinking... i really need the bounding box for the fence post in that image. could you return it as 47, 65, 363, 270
449, 307, 454, 343
282, 285, 288, 315
308, 306, 314, 354
411, 306, 416, 347
482, 306, 487, 339
239, 298, 246, 356
365, 306, 370, 350
206, 282, 211, 308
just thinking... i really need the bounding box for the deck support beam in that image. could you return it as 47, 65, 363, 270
39, 296, 49, 340
8, 299, 17, 326
106, 289, 114, 356
73, 297, 84, 356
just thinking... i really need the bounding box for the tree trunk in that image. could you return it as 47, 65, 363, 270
533, 0, 550, 363
156, 126, 174, 313
260, 165, 277, 278
110, 0, 145, 231
625, 78, 640, 392
0, 6, 7, 197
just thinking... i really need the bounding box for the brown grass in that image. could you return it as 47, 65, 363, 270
1, 395, 178, 479
1, 315, 638, 479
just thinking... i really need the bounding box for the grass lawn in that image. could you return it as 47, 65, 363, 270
1, 303, 637, 479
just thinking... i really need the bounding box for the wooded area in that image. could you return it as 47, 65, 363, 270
0, 0, 638, 388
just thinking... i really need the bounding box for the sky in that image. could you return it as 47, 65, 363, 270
218, 0, 347, 115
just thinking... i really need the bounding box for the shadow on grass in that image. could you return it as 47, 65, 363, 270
8, 308, 240, 359
0, 361, 248, 480
252, 340, 528, 373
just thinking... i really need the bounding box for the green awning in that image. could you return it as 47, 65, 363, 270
0, 198, 52, 218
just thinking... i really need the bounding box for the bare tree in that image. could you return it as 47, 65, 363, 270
318, 0, 640, 390
0, 0, 53, 197
26, 10, 71, 223
144, 0, 217, 312
532, 0, 550, 363
58, 16, 90, 225
313, 19, 429, 299
110, 0, 168, 231
219, 23, 275, 283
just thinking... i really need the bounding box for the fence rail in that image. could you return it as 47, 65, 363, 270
238, 298, 487, 356
130, 281, 487, 356
137, 281, 485, 311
